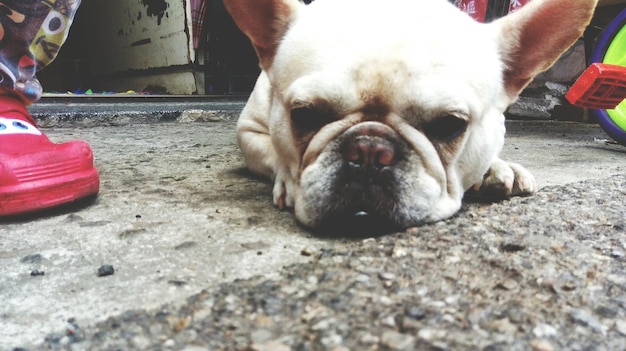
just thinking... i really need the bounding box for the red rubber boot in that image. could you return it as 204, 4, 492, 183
0, 96, 99, 217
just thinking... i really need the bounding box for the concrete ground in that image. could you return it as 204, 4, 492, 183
1, 99, 625, 349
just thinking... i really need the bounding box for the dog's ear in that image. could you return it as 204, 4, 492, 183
224, 0, 301, 70
494, 0, 597, 101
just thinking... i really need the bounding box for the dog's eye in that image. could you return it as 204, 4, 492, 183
291, 107, 334, 134
423, 115, 468, 141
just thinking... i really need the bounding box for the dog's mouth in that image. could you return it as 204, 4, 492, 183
298, 160, 409, 235
313, 207, 402, 238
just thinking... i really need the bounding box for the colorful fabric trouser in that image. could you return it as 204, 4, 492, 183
0, 0, 81, 103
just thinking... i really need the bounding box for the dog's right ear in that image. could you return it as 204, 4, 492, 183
494, 0, 597, 102
224, 0, 301, 70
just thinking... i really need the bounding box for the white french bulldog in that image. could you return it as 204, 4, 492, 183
224, 0, 597, 230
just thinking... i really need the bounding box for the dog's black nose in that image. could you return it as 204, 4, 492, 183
340, 124, 398, 172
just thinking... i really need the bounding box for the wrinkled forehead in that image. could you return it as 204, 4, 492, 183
270, 0, 504, 115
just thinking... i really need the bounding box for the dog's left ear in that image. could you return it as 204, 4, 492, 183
494, 0, 597, 101
224, 0, 301, 70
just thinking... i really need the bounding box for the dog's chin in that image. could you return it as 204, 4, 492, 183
313, 210, 403, 238
295, 157, 443, 236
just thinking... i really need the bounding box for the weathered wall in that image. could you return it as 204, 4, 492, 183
80, 0, 202, 94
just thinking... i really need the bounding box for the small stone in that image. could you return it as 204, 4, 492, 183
506, 305, 526, 324
445, 256, 461, 263
250, 341, 291, 351
300, 248, 314, 256
530, 339, 555, 351
97, 265, 115, 277
254, 315, 274, 328
561, 282, 577, 291
615, 320, 626, 336
168, 280, 187, 287
444, 295, 459, 305
404, 306, 426, 320
378, 272, 397, 281
401, 316, 421, 332
569, 309, 607, 335
250, 329, 273, 344
64, 214, 84, 222
441, 314, 456, 324
30, 270, 45, 277
355, 274, 371, 283
381, 315, 396, 327
149, 323, 164, 336
538, 279, 558, 294
58, 336, 70, 346
501, 243, 526, 252
131, 335, 151, 349
21, 254, 44, 264
174, 241, 197, 250
360, 333, 379, 345
392, 246, 408, 257
487, 318, 517, 334
427, 300, 446, 309
171, 316, 191, 332
320, 334, 343, 348
533, 323, 558, 338
595, 305, 617, 318
311, 318, 334, 331
496, 279, 519, 290
607, 274, 626, 289
417, 328, 446, 341
181, 346, 211, 351
379, 296, 393, 306
380, 331, 416, 350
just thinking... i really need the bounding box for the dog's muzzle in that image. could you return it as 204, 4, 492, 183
314, 122, 410, 235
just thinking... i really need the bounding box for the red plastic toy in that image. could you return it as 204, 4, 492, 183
0, 102, 99, 217
566, 63, 626, 110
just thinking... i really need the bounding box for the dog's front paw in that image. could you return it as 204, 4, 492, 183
273, 170, 296, 210
470, 159, 536, 200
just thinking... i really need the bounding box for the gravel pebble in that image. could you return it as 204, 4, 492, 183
96, 265, 115, 277
529, 339, 555, 351
569, 308, 608, 335
616, 320, 626, 336
532, 323, 558, 338
380, 331, 416, 350
20, 254, 44, 264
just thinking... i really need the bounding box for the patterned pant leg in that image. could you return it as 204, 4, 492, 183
0, 0, 82, 103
